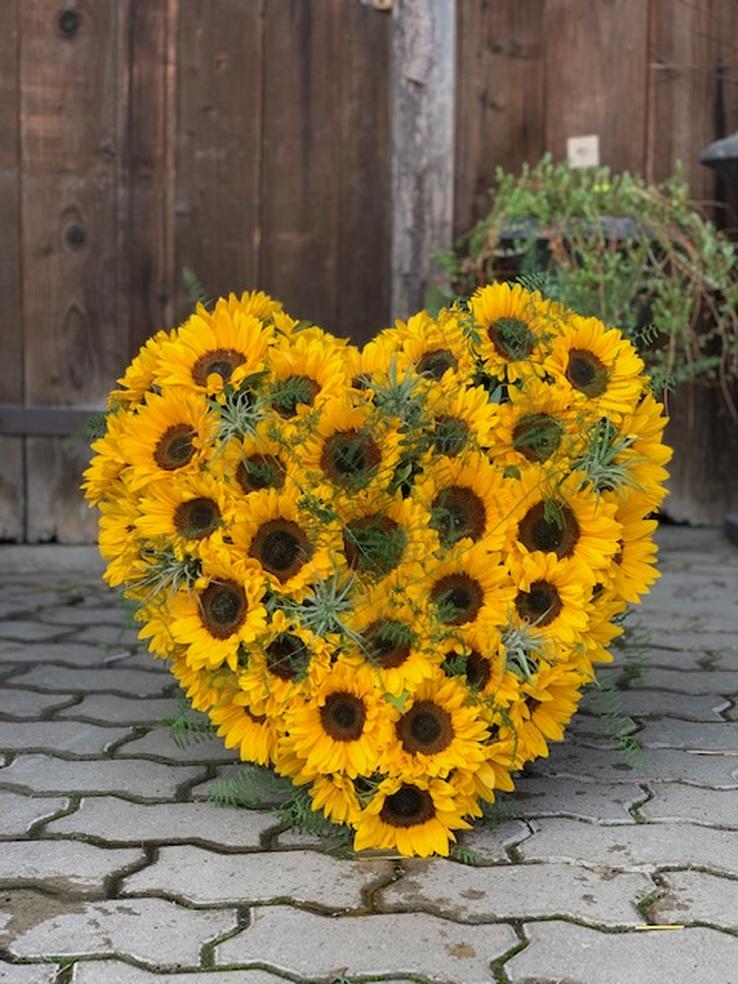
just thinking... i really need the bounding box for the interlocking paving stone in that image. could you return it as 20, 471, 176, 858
432, 820, 530, 863
631, 668, 738, 694
0, 622, 71, 643
10, 666, 172, 696
215, 905, 517, 981
531, 742, 738, 788
46, 797, 277, 848
380, 860, 648, 926
0, 689, 75, 720
57, 695, 178, 725
636, 720, 738, 751
641, 782, 738, 827
506, 921, 737, 984
117, 728, 235, 764
70, 626, 140, 647
609, 691, 731, 721
4, 895, 236, 967
38, 607, 121, 627
0, 643, 114, 667
0, 721, 130, 755
123, 845, 391, 908
72, 963, 289, 983
0, 793, 68, 837
519, 817, 738, 876
0, 964, 59, 983
0, 841, 143, 895
505, 776, 644, 822
655, 870, 738, 929
192, 765, 292, 806
0, 755, 203, 800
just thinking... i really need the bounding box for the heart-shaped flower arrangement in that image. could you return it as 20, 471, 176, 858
84, 283, 670, 856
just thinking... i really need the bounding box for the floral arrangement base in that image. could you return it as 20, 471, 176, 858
84, 283, 670, 857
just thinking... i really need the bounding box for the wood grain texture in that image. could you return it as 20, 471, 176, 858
391, 0, 456, 320
173, 0, 263, 323
544, 0, 650, 174
20, 0, 126, 541
0, 0, 24, 540
454, 0, 545, 236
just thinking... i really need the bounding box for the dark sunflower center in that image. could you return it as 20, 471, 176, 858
432, 416, 469, 457
250, 519, 311, 582
272, 375, 321, 418
431, 573, 484, 625
199, 580, 247, 639
173, 497, 220, 539
321, 429, 381, 488
320, 692, 366, 742
236, 454, 286, 493
192, 348, 245, 386
154, 424, 196, 471
488, 317, 535, 361
380, 784, 435, 827
398, 700, 453, 755
343, 515, 406, 575
465, 649, 491, 689
512, 413, 563, 463
515, 579, 563, 627
431, 485, 486, 547
416, 348, 457, 380
363, 619, 413, 668
518, 501, 580, 558
566, 348, 609, 397
266, 633, 310, 681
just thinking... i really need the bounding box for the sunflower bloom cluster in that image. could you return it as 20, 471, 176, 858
83, 282, 671, 857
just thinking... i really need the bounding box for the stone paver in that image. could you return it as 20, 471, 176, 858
70, 625, 140, 647
0, 792, 68, 836
0, 688, 75, 719
0, 721, 130, 755
38, 607, 121, 627
123, 845, 390, 909
9, 666, 171, 696
631, 667, 738, 695
506, 921, 737, 984
0, 840, 142, 895
380, 860, 649, 926
117, 727, 235, 763
0, 622, 71, 643
0, 755, 203, 800
641, 782, 738, 827
654, 870, 738, 929
506, 775, 645, 822
3, 893, 236, 967
519, 817, 738, 876
72, 964, 288, 984
57, 694, 178, 725
606, 690, 730, 721
635, 720, 738, 751
46, 797, 277, 847
0, 642, 117, 667
0, 965, 59, 983
216, 905, 518, 982
447, 819, 530, 862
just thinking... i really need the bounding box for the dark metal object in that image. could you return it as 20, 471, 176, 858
700, 132, 738, 190
0, 404, 102, 437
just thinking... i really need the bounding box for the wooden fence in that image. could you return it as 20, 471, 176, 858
1, 0, 737, 541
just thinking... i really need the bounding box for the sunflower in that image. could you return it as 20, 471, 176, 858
353, 775, 471, 857
97, 487, 142, 589
230, 487, 339, 601
310, 773, 362, 826
545, 314, 645, 420
423, 383, 498, 456
427, 542, 515, 633
169, 655, 235, 713
611, 392, 672, 509
601, 490, 660, 604
394, 308, 476, 388
168, 558, 267, 672
381, 672, 491, 779
267, 332, 348, 420
346, 333, 400, 393
508, 550, 593, 645
505, 463, 622, 573
156, 298, 273, 395
210, 423, 295, 499
412, 451, 512, 551
470, 282, 559, 381
490, 378, 591, 467
222, 289, 283, 323
82, 411, 131, 505
135, 472, 233, 556
503, 662, 587, 763
120, 389, 217, 491
441, 625, 517, 712
108, 329, 175, 409
209, 690, 279, 767
281, 660, 391, 779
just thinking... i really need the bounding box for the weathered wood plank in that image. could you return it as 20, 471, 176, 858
454, 0, 545, 237
544, 0, 650, 174
20, 0, 127, 542
259, 0, 342, 331
0, 0, 24, 541
336, 0, 392, 343
173, 0, 263, 324
391, 0, 456, 320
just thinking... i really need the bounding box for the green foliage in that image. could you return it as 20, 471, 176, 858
208, 764, 292, 809
436, 155, 738, 401
181, 266, 211, 308
276, 786, 353, 847
162, 693, 216, 749
85, 410, 109, 442
449, 843, 481, 865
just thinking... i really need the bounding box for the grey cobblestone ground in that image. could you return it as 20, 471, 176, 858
0, 528, 736, 984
